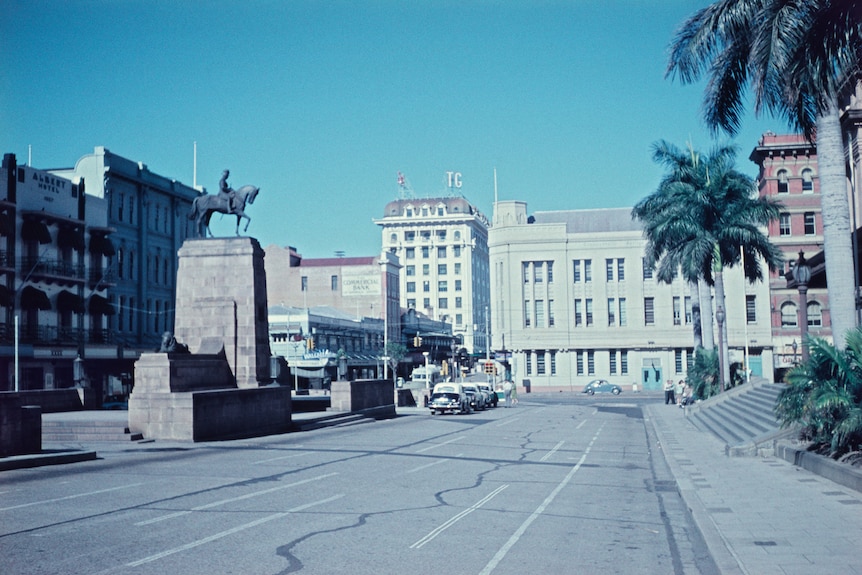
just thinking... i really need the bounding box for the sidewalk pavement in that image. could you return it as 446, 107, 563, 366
646, 403, 862, 575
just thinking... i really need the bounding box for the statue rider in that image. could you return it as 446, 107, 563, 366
219, 169, 237, 214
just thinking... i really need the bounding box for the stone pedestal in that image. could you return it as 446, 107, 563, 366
174, 238, 271, 388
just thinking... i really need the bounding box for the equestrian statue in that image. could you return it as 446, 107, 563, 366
188, 169, 260, 237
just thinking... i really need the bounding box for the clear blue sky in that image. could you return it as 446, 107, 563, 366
2, 0, 784, 258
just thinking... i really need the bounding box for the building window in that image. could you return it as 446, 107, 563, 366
422, 246, 429, 258
437, 246, 446, 258
585, 298, 594, 326
779, 213, 791, 236
606, 259, 614, 281
406, 282, 416, 293
644, 297, 655, 325
801, 168, 814, 192
438, 280, 448, 292
621, 350, 628, 375
781, 302, 798, 327
777, 169, 789, 194
617, 258, 625, 281
609, 350, 618, 375
547, 262, 554, 283
524, 262, 530, 283
331, 275, 338, 290
454, 263, 461, 275
808, 301, 822, 326
301, 276, 308, 291
423, 264, 430, 275
438, 264, 447, 275
587, 350, 595, 375
642, 258, 654, 280
619, 298, 627, 326
439, 298, 448, 309
455, 280, 462, 291
746, 295, 756, 323
534, 263, 544, 283
536, 351, 546, 375
423, 281, 430, 292
406, 247, 415, 259
574, 299, 583, 327
455, 313, 462, 324
405, 231, 415, 241
608, 298, 616, 326
584, 259, 592, 282
423, 297, 430, 309
684, 296, 692, 324
804, 212, 816, 235
407, 298, 416, 309
453, 245, 462, 257
548, 300, 555, 327
406, 265, 415, 276
573, 260, 581, 283
455, 297, 462, 308
576, 351, 584, 375
550, 351, 556, 375
535, 300, 545, 328
675, 349, 684, 373
524, 300, 531, 327
673, 296, 681, 325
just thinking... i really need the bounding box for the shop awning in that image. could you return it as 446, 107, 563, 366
88, 294, 116, 316
57, 226, 85, 252
20, 285, 51, 310
89, 234, 116, 257
292, 366, 327, 378
21, 220, 52, 244
57, 289, 84, 313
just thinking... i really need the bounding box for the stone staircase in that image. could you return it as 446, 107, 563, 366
42, 418, 143, 442
291, 411, 376, 432
685, 379, 794, 456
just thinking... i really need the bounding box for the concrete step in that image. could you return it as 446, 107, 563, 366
42, 420, 142, 442
291, 412, 374, 432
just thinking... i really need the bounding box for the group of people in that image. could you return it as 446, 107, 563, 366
664, 378, 693, 407
499, 380, 518, 407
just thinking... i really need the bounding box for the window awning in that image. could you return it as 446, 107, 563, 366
88, 293, 116, 316
89, 234, 116, 257
57, 290, 84, 313
292, 366, 327, 378
57, 227, 85, 252
21, 286, 52, 310
21, 220, 52, 244
0, 284, 12, 307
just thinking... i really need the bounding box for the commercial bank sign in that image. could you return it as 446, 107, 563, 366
342, 270, 381, 297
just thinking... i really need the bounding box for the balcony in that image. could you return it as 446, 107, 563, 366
0, 323, 113, 346
20, 257, 86, 285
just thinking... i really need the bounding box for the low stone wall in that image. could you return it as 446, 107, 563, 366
0, 397, 41, 457
330, 379, 395, 418
129, 386, 292, 442
0, 388, 97, 413
774, 441, 862, 494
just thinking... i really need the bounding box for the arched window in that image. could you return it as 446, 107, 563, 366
807, 301, 822, 327
390, 233, 397, 243
801, 168, 814, 192
780, 301, 798, 327
777, 170, 789, 194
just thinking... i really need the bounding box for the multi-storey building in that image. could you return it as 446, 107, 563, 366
749, 133, 831, 377
49, 146, 200, 396
489, 201, 774, 391
376, 195, 490, 356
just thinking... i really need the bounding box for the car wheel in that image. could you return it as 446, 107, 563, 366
587, 389, 595, 395
612, 388, 621, 395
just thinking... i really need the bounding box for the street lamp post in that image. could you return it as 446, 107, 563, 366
791, 339, 798, 364
795, 251, 812, 363
715, 306, 727, 391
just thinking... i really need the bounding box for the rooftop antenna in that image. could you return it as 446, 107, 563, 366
494, 167, 498, 204
28, 145, 32, 167
397, 171, 415, 199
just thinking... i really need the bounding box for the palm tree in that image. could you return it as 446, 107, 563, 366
666, 0, 861, 348
633, 140, 783, 388
776, 327, 862, 458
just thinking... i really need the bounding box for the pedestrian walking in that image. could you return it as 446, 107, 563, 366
502, 380, 514, 407
511, 382, 518, 406
664, 379, 675, 405
675, 379, 685, 406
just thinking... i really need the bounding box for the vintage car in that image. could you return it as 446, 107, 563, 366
428, 383, 471, 415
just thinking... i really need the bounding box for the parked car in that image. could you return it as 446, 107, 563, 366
581, 379, 622, 395
429, 383, 470, 415
462, 384, 486, 411
477, 383, 497, 407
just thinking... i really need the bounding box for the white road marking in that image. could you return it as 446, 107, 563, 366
127, 494, 344, 567
575, 419, 587, 430
0, 483, 145, 512
479, 425, 604, 575
134, 472, 338, 526
410, 485, 509, 549
252, 451, 314, 464
415, 436, 464, 453
494, 417, 521, 427
539, 441, 565, 462
406, 454, 463, 474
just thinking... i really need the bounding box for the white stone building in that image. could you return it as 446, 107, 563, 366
376, 196, 491, 356
489, 201, 774, 392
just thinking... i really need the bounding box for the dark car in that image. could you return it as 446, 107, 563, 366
476, 383, 497, 407
581, 379, 622, 395
462, 384, 486, 411
429, 383, 470, 415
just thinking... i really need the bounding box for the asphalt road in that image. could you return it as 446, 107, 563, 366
0, 395, 718, 575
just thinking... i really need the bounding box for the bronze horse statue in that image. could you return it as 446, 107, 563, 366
188, 184, 259, 238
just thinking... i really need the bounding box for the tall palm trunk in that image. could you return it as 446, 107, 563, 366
817, 101, 857, 350
714, 269, 729, 391
690, 280, 702, 349
698, 277, 714, 350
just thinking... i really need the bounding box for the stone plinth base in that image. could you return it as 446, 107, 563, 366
133, 352, 235, 393
330, 379, 395, 418
129, 386, 291, 442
